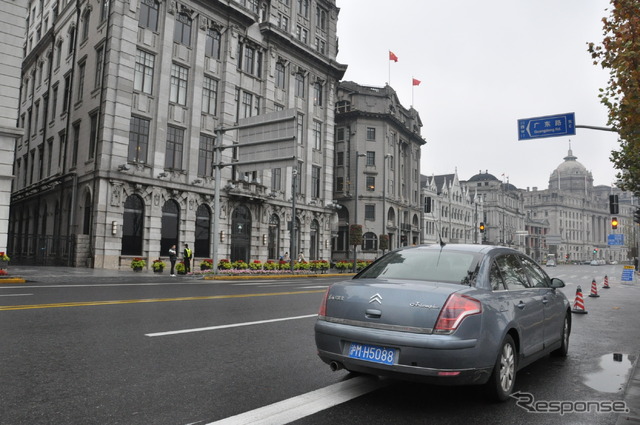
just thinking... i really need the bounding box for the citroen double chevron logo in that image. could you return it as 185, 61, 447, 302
369, 293, 383, 304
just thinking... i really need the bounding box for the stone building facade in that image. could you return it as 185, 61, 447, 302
333, 81, 425, 261
421, 171, 484, 246
0, 0, 28, 257
10, 0, 346, 269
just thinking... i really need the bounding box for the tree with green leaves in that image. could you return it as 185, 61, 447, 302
588, 0, 640, 195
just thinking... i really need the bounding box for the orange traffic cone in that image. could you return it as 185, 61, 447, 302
603, 275, 610, 289
571, 286, 588, 314
588, 278, 600, 298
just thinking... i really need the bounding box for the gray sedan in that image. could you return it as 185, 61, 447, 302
315, 244, 571, 401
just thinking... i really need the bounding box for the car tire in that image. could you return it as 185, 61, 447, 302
551, 313, 570, 357
487, 334, 517, 402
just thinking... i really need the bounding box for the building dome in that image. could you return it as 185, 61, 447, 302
468, 170, 500, 183
549, 148, 593, 192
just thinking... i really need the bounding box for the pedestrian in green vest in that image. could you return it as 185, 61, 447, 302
183, 244, 193, 274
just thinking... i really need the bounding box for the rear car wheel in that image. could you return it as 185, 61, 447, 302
487, 335, 516, 402
551, 314, 570, 357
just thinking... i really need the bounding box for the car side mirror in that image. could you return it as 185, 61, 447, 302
550, 278, 565, 289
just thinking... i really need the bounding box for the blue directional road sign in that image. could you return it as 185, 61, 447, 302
608, 234, 624, 246
518, 112, 576, 140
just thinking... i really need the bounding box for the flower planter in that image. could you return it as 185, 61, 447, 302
153, 268, 164, 273
0, 260, 7, 269
133, 266, 143, 272
201, 265, 211, 271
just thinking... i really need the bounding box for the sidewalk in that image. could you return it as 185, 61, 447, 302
618, 356, 640, 424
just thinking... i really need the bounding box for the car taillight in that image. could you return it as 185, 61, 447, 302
434, 293, 482, 333
318, 287, 330, 317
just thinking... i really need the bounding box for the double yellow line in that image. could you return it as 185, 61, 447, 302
0, 289, 325, 311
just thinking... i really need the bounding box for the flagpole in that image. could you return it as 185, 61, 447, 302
411, 76, 414, 107
388, 54, 391, 86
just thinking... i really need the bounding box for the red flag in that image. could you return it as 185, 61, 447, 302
389, 51, 398, 62
412, 78, 421, 86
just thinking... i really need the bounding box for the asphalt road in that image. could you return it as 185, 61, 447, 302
0, 264, 638, 424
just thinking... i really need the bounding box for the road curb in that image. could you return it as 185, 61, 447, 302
203, 273, 355, 280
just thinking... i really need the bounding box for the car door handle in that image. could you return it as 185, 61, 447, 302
516, 301, 526, 309
365, 309, 382, 318
542, 297, 549, 305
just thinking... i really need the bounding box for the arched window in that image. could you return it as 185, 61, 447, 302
195, 204, 211, 257
231, 205, 251, 262
122, 195, 144, 255
363, 232, 377, 251
83, 193, 92, 235
309, 219, 319, 260
268, 214, 280, 260
160, 200, 180, 257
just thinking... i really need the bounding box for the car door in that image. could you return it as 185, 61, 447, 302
519, 255, 566, 349
495, 254, 545, 357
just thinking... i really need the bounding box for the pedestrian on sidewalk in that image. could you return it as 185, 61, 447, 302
168, 245, 177, 276
183, 244, 193, 274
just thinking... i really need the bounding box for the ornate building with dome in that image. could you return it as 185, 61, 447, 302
523, 147, 633, 264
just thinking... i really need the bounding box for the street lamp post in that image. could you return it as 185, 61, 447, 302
382, 153, 391, 249
352, 151, 366, 272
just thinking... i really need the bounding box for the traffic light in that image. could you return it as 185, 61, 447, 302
634, 208, 640, 224
479, 222, 485, 233
611, 217, 618, 229
609, 195, 619, 214
593, 248, 598, 254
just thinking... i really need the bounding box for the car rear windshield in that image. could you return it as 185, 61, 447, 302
356, 249, 481, 285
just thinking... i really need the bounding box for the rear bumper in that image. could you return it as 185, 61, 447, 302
315, 319, 495, 386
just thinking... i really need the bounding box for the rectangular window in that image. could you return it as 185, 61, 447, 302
170, 63, 188, 105
295, 25, 308, 43
95, 45, 104, 89
295, 73, 305, 98
296, 113, 304, 144
314, 37, 325, 54
336, 176, 344, 192
366, 151, 375, 166
336, 127, 345, 142
51, 85, 58, 119
313, 82, 323, 106
46, 138, 53, 176
316, 6, 327, 30
205, 29, 221, 59
297, 0, 308, 17
58, 133, 66, 171
366, 176, 375, 191
37, 145, 44, 182
89, 113, 98, 159
313, 121, 322, 150
365, 204, 375, 221
82, 11, 90, 41
62, 74, 71, 113
336, 151, 344, 166
128, 116, 149, 163
366, 127, 376, 141
72, 122, 80, 166
311, 166, 321, 198
100, 0, 109, 21
202, 76, 218, 115
275, 62, 286, 89
134, 49, 154, 94
198, 133, 214, 176
277, 13, 289, 31
243, 45, 255, 74
77, 62, 85, 101
272, 167, 281, 191
173, 12, 192, 46
139, 0, 159, 31
165, 126, 184, 170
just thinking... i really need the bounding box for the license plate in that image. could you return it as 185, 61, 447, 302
347, 342, 396, 365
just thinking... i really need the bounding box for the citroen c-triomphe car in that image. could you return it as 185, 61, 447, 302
315, 244, 571, 401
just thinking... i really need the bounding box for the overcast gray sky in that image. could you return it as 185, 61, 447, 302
335, 0, 619, 190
